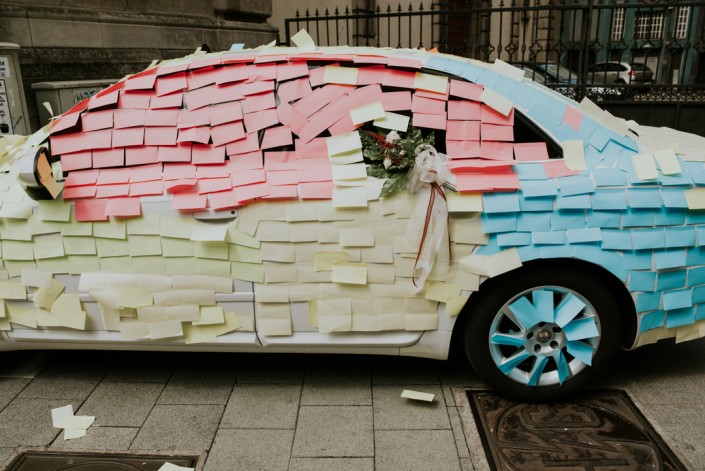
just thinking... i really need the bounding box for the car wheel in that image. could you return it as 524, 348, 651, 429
464, 265, 622, 402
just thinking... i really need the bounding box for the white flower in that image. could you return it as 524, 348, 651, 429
383, 157, 392, 169
385, 130, 400, 143
400, 150, 406, 156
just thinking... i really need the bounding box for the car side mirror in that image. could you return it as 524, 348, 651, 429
17, 146, 64, 200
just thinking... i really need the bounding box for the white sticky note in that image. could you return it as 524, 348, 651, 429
332, 187, 368, 208
446, 192, 483, 212
686, 188, 705, 209
492, 59, 526, 82
331, 163, 367, 181
653, 148, 681, 175
339, 228, 375, 247
479, 88, 513, 116
350, 101, 385, 125
331, 263, 367, 285
632, 153, 658, 180
290, 29, 316, 52
51, 404, 74, 429
64, 428, 87, 440
373, 112, 410, 132
324, 65, 358, 85
401, 389, 435, 402
414, 72, 448, 94
327, 131, 362, 156
562, 140, 586, 171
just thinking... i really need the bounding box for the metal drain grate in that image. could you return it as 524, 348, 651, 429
467, 389, 687, 470
4, 450, 199, 471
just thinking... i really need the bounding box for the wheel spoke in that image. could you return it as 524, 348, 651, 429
490, 332, 526, 348
566, 340, 596, 366
508, 297, 543, 330
554, 293, 586, 327
532, 290, 555, 323
528, 356, 549, 386
564, 316, 599, 341
498, 348, 531, 375
556, 350, 571, 384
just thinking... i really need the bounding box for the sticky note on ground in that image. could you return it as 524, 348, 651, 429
401, 389, 435, 402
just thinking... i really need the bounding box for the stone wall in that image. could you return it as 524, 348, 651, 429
0, 0, 276, 131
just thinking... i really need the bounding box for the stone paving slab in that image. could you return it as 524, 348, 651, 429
77, 382, 164, 427
220, 383, 301, 429
18, 364, 105, 401
131, 404, 224, 452
372, 385, 450, 430
157, 366, 236, 405
301, 369, 371, 406
0, 398, 64, 447
374, 429, 462, 471
292, 406, 374, 457
50, 426, 139, 450
288, 457, 375, 471
205, 429, 294, 471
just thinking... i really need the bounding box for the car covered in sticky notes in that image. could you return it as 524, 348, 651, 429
2, 33, 705, 401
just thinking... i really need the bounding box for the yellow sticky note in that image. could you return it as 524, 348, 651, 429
401, 389, 435, 402
339, 227, 374, 247
324, 65, 358, 85
193, 305, 225, 326
149, 320, 184, 340
231, 262, 265, 283
38, 200, 72, 222
1, 219, 33, 241
317, 298, 352, 332
229, 244, 262, 263
191, 220, 228, 242
446, 295, 469, 316
160, 217, 193, 239
128, 236, 162, 257
256, 303, 291, 336
446, 192, 483, 212
162, 238, 195, 257
331, 163, 368, 181
0, 281, 27, 300
52, 295, 87, 330
414, 72, 448, 94
2, 241, 35, 261
183, 311, 241, 344
331, 263, 367, 285
33, 233, 66, 260
127, 216, 161, 235
332, 187, 368, 208
93, 220, 126, 239
63, 237, 97, 255
7, 304, 37, 328
424, 281, 461, 303
373, 112, 410, 132
349, 101, 385, 125
35, 279, 65, 309
479, 88, 513, 116
195, 241, 229, 260
632, 153, 658, 180
314, 251, 350, 271
260, 242, 296, 263
686, 188, 705, 210
326, 131, 362, 156
563, 140, 586, 171
96, 239, 129, 258
118, 287, 153, 308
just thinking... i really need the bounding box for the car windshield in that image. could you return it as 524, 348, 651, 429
543, 64, 575, 81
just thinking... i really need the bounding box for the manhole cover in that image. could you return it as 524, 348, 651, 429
468, 389, 687, 470
4, 450, 199, 471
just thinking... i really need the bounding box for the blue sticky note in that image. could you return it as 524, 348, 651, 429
445, 59, 466, 76
509, 83, 535, 109
586, 210, 621, 228
483, 192, 520, 213
636, 292, 661, 312
424, 56, 448, 71
229, 43, 245, 50
639, 310, 665, 331
520, 180, 558, 198
696, 304, 705, 321
578, 117, 599, 143
557, 175, 595, 196
515, 163, 548, 181
628, 188, 662, 209
497, 232, 532, 247
631, 228, 665, 250
475, 237, 501, 255
494, 76, 517, 97
554, 122, 579, 144
551, 210, 586, 230
698, 227, 705, 246
563, 317, 599, 341
666, 307, 695, 328
665, 226, 696, 248
687, 247, 705, 266
481, 213, 517, 233
610, 134, 639, 152
532, 231, 566, 245
661, 189, 689, 208
557, 194, 592, 210
592, 189, 627, 210
654, 208, 686, 226
592, 169, 628, 187
630, 271, 656, 292
663, 289, 693, 311
694, 285, 705, 304
475, 69, 500, 88
654, 248, 687, 270
657, 270, 687, 291
686, 211, 705, 225
621, 209, 654, 228
516, 212, 552, 232
601, 230, 632, 250
660, 172, 693, 186
688, 168, 705, 185
566, 227, 602, 244
583, 145, 603, 171
687, 266, 705, 287
623, 251, 653, 270
519, 196, 555, 212
460, 63, 483, 82
589, 127, 611, 152
528, 95, 565, 129
540, 245, 573, 259
516, 245, 542, 262
601, 251, 628, 281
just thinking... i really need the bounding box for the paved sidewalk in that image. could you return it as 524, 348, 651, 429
0, 338, 702, 470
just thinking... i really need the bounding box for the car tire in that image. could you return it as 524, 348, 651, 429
463, 264, 622, 402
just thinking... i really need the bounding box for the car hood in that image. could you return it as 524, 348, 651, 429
627, 121, 705, 162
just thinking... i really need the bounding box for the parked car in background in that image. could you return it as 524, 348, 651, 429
1, 37, 705, 402
513, 62, 578, 86
588, 61, 654, 85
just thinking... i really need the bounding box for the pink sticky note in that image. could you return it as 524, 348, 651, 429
51, 111, 81, 134
263, 184, 298, 200
210, 121, 246, 147
145, 127, 178, 146
261, 126, 293, 150
454, 173, 497, 192
299, 181, 333, 199
232, 168, 266, 187
178, 108, 211, 128
294, 84, 352, 118
413, 113, 447, 130
543, 159, 579, 178
226, 134, 260, 156
347, 84, 384, 107
189, 56, 222, 70
171, 192, 208, 210
514, 142, 550, 162
64, 100, 88, 119
243, 80, 274, 96
150, 92, 183, 109
87, 88, 120, 110
192, 144, 225, 165
165, 179, 197, 194
198, 177, 232, 194
156, 62, 189, 76
186, 67, 217, 90
216, 64, 248, 84
297, 166, 332, 182
177, 127, 210, 144
448, 159, 514, 172
145, 109, 178, 127
277, 62, 309, 82
449, 80, 483, 101
184, 85, 217, 110
233, 182, 270, 203
479, 141, 514, 161
490, 173, 522, 190
357, 66, 386, 85
210, 102, 243, 126
221, 54, 255, 65
416, 86, 449, 101
105, 197, 142, 217
65, 169, 99, 187
112, 127, 145, 147
60, 151, 92, 171
97, 184, 130, 198
208, 189, 240, 210
277, 77, 313, 103
296, 155, 328, 170
276, 101, 306, 135
130, 180, 164, 196
81, 110, 113, 132
164, 163, 197, 180
124, 70, 157, 90
329, 115, 359, 135
75, 199, 108, 221
241, 92, 276, 114
264, 151, 297, 171
481, 123, 514, 142
266, 170, 299, 186
51, 129, 112, 155
382, 69, 416, 88
481, 106, 514, 125
92, 148, 125, 168
299, 95, 352, 143
295, 138, 328, 159
254, 54, 287, 64
387, 56, 422, 69
196, 164, 230, 179
63, 185, 97, 200
129, 163, 163, 183
125, 146, 159, 166
216, 82, 246, 106
158, 143, 192, 162
308, 65, 329, 88
97, 167, 131, 185
352, 54, 388, 65
446, 140, 481, 159
380, 91, 412, 111
247, 63, 277, 81
448, 100, 482, 120
243, 108, 279, 133
155, 72, 187, 97
447, 121, 480, 141
563, 106, 583, 132
229, 151, 263, 170
118, 91, 153, 110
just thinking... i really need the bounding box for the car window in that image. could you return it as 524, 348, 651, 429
514, 111, 563, 159
631, 63, 646, 70
588, 64, 603, 72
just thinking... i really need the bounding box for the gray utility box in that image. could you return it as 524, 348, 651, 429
0, 43, 31, 136
31, 79, 118, 128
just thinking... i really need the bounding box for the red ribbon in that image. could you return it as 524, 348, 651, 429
412, 174, 452, 288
